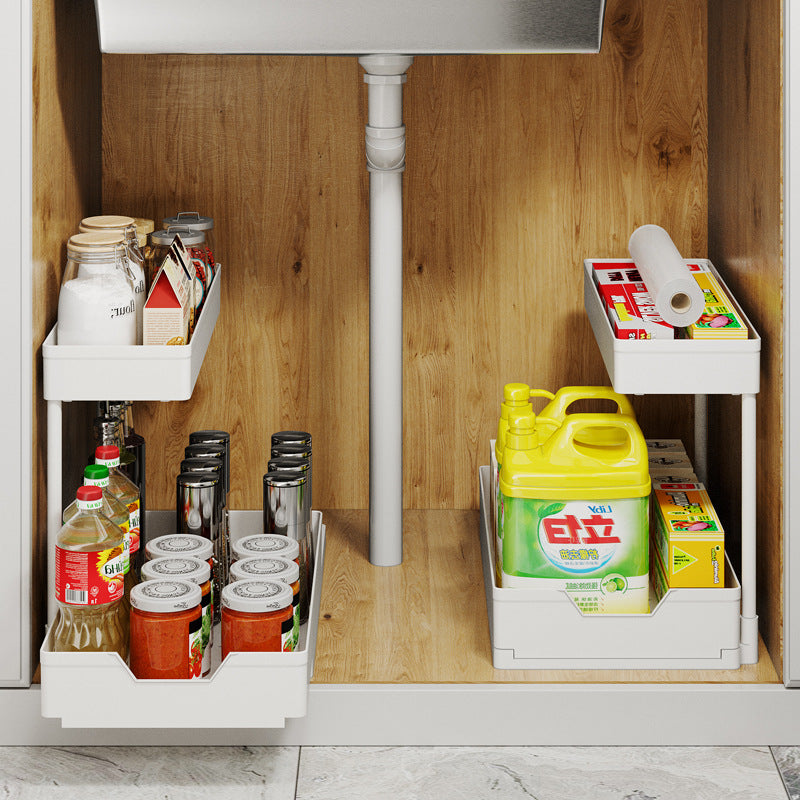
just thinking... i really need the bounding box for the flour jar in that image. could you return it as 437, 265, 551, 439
79, 215, 147, 344
57, 232, 136, 346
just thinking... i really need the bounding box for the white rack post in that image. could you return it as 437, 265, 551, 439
46, 399, 62, 626
740, 392, 759, 663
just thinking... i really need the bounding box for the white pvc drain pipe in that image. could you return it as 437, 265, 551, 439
359, 54, 413, 566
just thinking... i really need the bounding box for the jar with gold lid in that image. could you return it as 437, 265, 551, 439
57, 231, 136, 346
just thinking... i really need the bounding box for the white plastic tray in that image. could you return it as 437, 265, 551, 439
479, 467, 742, 670
40, 509, 324, 728
42, 268, 221, 402
583, 259, 760, 394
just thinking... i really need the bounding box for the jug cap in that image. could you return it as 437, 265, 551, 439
503, 383, 530, 404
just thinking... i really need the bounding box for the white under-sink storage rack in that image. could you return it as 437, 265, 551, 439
480, 258, 761, 670
40, 271, 327, 728
40, 510, 325, 728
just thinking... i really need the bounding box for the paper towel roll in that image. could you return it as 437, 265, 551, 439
628, 224, 705, 327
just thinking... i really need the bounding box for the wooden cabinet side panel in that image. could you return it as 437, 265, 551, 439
708, 0, 784, 678
32, 0, 102, 662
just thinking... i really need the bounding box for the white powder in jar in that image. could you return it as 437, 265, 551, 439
78, 257, 145, 344
57, 275, 137, 345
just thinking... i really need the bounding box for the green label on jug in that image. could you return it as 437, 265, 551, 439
500, 495, 648, 582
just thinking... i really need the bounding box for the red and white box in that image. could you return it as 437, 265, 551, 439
143, 236, 194, 346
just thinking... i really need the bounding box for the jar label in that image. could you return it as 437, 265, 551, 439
282, 614, 294, 653
291, 594, 299, 651
127, 499, 141, 554
55, 545, 125, 605
200, 590, 212, 676
189, 613, 204, 679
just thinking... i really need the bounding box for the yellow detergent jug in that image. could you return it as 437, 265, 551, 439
493, 384, 555, 580
498, 410, 651, 614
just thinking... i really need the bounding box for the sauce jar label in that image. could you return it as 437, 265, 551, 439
282, 615, 294, 653
55, 544, 125, 605
189, 613, 203, 679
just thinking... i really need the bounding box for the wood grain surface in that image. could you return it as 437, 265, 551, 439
25, 0, 781, 684
707, 0, 784, 677
100, 0, 706, 517
312, 509, 779, 684
32, 0, 102, 660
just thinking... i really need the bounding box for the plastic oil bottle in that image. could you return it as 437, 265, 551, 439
52, 485, 127, 656
498, 410, 651, 613
95, 444, 141, 567
63, 464, 137, 630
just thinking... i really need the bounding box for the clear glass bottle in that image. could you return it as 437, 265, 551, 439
53, 485, 127, 657
56, 232, 136, 346
94, 444, 142, 572
80, 215, 147, 344
63, 464, 137, 630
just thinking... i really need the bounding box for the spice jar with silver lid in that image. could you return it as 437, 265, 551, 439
148, 227, 210, 329
162, 212, 215, 265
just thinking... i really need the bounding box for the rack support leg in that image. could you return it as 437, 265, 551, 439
740, 392, 759, 664
46, 399, 62, 626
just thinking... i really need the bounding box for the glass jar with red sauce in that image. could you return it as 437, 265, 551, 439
229, 556, 301, 651
146, 534, 214, 575
141, 557, 213, 676
230, 534, 299, 565
221, 579, 294, 658
129, 579, 202, 680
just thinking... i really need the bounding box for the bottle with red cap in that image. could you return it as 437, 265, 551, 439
95, 444, 142, 569
52, 485, 127, 656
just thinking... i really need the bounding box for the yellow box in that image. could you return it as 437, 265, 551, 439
651, 482, 725, 588
650, 540, 669, 602
684, 271, 748, 339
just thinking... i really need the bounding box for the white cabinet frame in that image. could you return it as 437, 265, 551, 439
0, 0, 32, 688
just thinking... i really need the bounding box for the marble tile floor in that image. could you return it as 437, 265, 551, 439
0, 745, 798, 799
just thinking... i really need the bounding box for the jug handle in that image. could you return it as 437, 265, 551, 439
550, 413, 641, 462
540, 386, 634, 422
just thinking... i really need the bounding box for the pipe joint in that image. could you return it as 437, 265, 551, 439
363, 73, 407, 86
365, 124, 406, 173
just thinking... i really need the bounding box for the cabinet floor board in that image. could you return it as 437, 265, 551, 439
312, 509, 779, 684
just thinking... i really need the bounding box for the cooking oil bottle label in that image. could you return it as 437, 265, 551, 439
127, 499, 141, 554
55, 544, 125, 605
